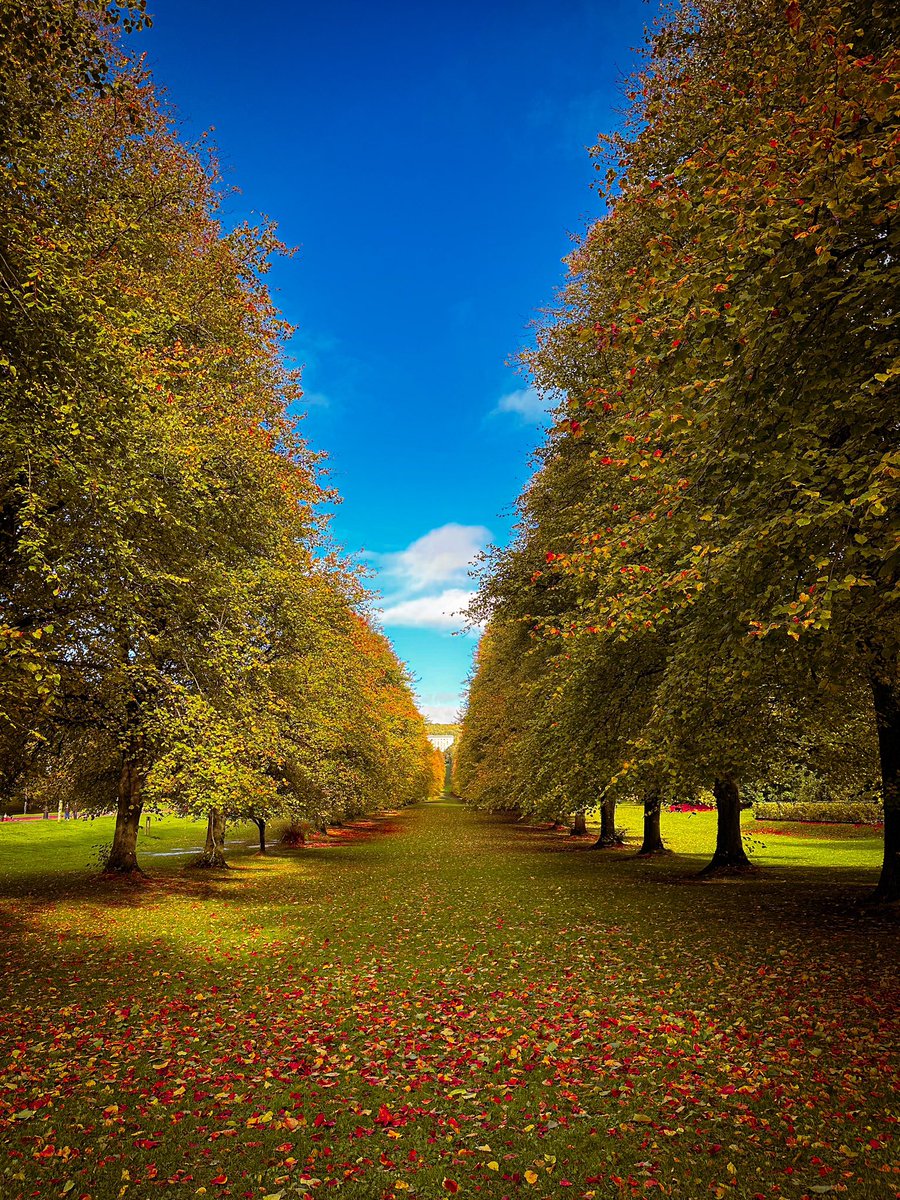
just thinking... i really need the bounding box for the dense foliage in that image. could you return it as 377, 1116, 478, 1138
0, 1, 438, 872
457, 0, 898, 897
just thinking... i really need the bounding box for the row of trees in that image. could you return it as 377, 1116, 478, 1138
0, 1, 441, 873
456, 0, 898, 900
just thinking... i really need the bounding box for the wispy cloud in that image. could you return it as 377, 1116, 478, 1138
379, 588, 476, 633
493, 385, 557, 423
375, 523, 490, 594
419, 700, 463, 723
288, 327, 368, 416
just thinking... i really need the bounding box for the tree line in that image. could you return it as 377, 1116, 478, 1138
0, 1, 442, 874
456, 0, 899, 901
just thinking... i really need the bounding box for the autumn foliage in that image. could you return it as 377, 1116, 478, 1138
458, 0, 899, 896
0, 0, 438, 871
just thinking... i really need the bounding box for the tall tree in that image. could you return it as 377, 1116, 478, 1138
527, 0, 898, 896
1, 3, 439, 876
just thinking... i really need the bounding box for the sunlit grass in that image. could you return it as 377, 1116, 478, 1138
606, 804, 884, 873
0, 801, 896, 1200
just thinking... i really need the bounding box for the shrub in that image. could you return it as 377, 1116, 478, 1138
752, 801, 882, 826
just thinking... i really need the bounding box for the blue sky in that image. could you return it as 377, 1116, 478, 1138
136, 0, 655, 722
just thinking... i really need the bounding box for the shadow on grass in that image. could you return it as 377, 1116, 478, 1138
472, 810, 899, 937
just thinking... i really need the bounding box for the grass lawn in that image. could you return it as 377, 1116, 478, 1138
0, 802, 897, 1200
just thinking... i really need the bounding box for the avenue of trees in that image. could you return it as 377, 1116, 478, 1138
0, 1, 441, 873
456, 0, 899, 900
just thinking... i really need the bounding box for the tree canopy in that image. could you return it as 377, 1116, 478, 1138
0, 0, 439, 873
457, 0, 898, 898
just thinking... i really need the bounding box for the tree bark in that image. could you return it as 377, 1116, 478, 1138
700, 775, 751, 875
570, 809, 587, 836
870, 658, 900, 904
636, 792, 665, 856
104, 759, 145, 874
193, 808, 228, 868
252, 816, 267, 854
592, 794, 618, 848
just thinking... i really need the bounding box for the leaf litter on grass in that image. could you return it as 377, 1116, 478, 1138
0, 802, 897, 1200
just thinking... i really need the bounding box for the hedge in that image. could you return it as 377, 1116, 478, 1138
752, 800, 882, 825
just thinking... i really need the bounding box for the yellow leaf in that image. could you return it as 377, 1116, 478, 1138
525, 1171, 539, 1185
488, 1162, 499, 1172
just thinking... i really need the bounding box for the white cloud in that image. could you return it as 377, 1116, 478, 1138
419, 701, 463, 724
494, 385, 549, 422
301, 390, 330, 407
376, 523, 490, 593
378, 588, 479, 632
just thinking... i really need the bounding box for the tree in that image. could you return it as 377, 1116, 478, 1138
1, 4, 438, 877
526, 0, 898, 895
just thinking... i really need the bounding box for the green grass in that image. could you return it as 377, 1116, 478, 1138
0, 803, 897, 1200
611, 804, 886, 874
0, 814, 265, 878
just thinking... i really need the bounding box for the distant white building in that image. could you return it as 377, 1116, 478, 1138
428, 733, 455, 752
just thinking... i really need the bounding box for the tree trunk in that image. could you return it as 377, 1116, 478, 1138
104, 759, 145, 875
870, 659, 900, 904
592, 794, 618, 848
700, 775, 751, 875
570, 809, 587, 836
193, 808, 228, 868
636, 792, 665, 856
253, 816, 267, 855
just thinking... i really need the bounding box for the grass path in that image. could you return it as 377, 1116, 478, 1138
0, 801, 897, 1200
